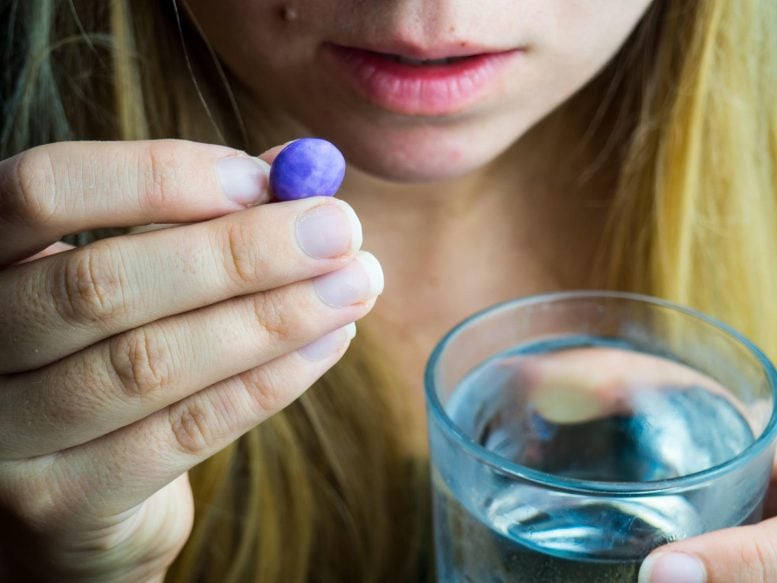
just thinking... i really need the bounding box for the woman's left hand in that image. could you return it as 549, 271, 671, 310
638, 497, 777, 582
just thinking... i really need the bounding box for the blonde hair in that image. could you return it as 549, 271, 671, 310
2, 0, 775, 580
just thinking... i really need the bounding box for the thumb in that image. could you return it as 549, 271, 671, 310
638, 518, 777, 583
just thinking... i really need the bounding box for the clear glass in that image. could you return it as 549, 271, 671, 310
425, 291, 777, 582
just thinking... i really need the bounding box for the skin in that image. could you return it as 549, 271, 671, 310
0, 1, 772, 581
183, 0, 653, 446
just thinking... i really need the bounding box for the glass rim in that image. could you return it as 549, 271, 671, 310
424, 289, 777, 495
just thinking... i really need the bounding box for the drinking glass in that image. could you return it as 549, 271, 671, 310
425, 291, 777, 582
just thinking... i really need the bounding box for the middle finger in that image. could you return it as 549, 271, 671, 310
0, 251, 382, 459
0, 196, 361, 373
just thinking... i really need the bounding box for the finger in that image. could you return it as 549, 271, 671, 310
136, 136, 279, 236
0, 252, 382, 459
0, 139, 274, 266
638, 518, 777, 583
0, 196, 362, 373
519, 348, 732, 424
10, 324, 355, 524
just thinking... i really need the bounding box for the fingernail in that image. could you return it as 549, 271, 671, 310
313, 251, 384, 308
530, 384, 605, 424
639, 553, 706, 583
299, 323, 356, 360
217, 156, 270, 206
296, 201, 362, 259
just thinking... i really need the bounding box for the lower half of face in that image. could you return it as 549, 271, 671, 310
184, 0, 654, 182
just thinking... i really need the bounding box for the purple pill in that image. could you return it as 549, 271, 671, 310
269, 138, 346, 201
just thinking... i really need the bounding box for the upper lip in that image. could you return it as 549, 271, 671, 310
330, 40, 520, 61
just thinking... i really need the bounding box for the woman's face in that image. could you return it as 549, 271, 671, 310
184, 1, 654, 182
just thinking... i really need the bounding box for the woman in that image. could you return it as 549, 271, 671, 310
0, 0, 775, 581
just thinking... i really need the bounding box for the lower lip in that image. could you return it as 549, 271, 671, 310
324, 45, 521, 116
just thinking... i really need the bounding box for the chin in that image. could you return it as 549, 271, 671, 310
344, 139, 485, 183
313, 115, 529, 183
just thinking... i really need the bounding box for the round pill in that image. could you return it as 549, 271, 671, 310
269, 138, 346, 201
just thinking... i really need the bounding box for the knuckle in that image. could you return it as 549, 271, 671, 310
746, 539, 777, 582
221, 221, 262, 288
168, 402, 214, 456
53, 243, 127, 325
109, 326, 174, 399
251, 292, 295, 345
1, 471, 70, 527
141, 140, 188, 210
237, 366, 288, 416
5, 146, 58, 226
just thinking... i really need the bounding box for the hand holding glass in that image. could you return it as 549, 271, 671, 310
425, 291, 777, 582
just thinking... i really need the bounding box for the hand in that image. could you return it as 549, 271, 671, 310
637, 497, 777, 582
0, 139, 381, 581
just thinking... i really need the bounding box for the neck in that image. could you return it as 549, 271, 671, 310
340, 101, 615, 321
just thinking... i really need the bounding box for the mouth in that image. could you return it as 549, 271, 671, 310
379, 54, 473, 66
323, 44, 523, 116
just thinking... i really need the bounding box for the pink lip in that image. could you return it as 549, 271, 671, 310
323, 44, 523, 116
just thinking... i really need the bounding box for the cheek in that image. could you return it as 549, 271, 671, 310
540, 1, 655, 73
488, 1, 656, 141
183, 1, 312, 75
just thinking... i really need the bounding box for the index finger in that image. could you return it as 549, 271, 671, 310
517, 348, 737, 423
0, 139, 272, 266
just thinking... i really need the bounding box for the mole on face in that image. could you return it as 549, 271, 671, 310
269, 138, 347, 201
279, 4, 298, 22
